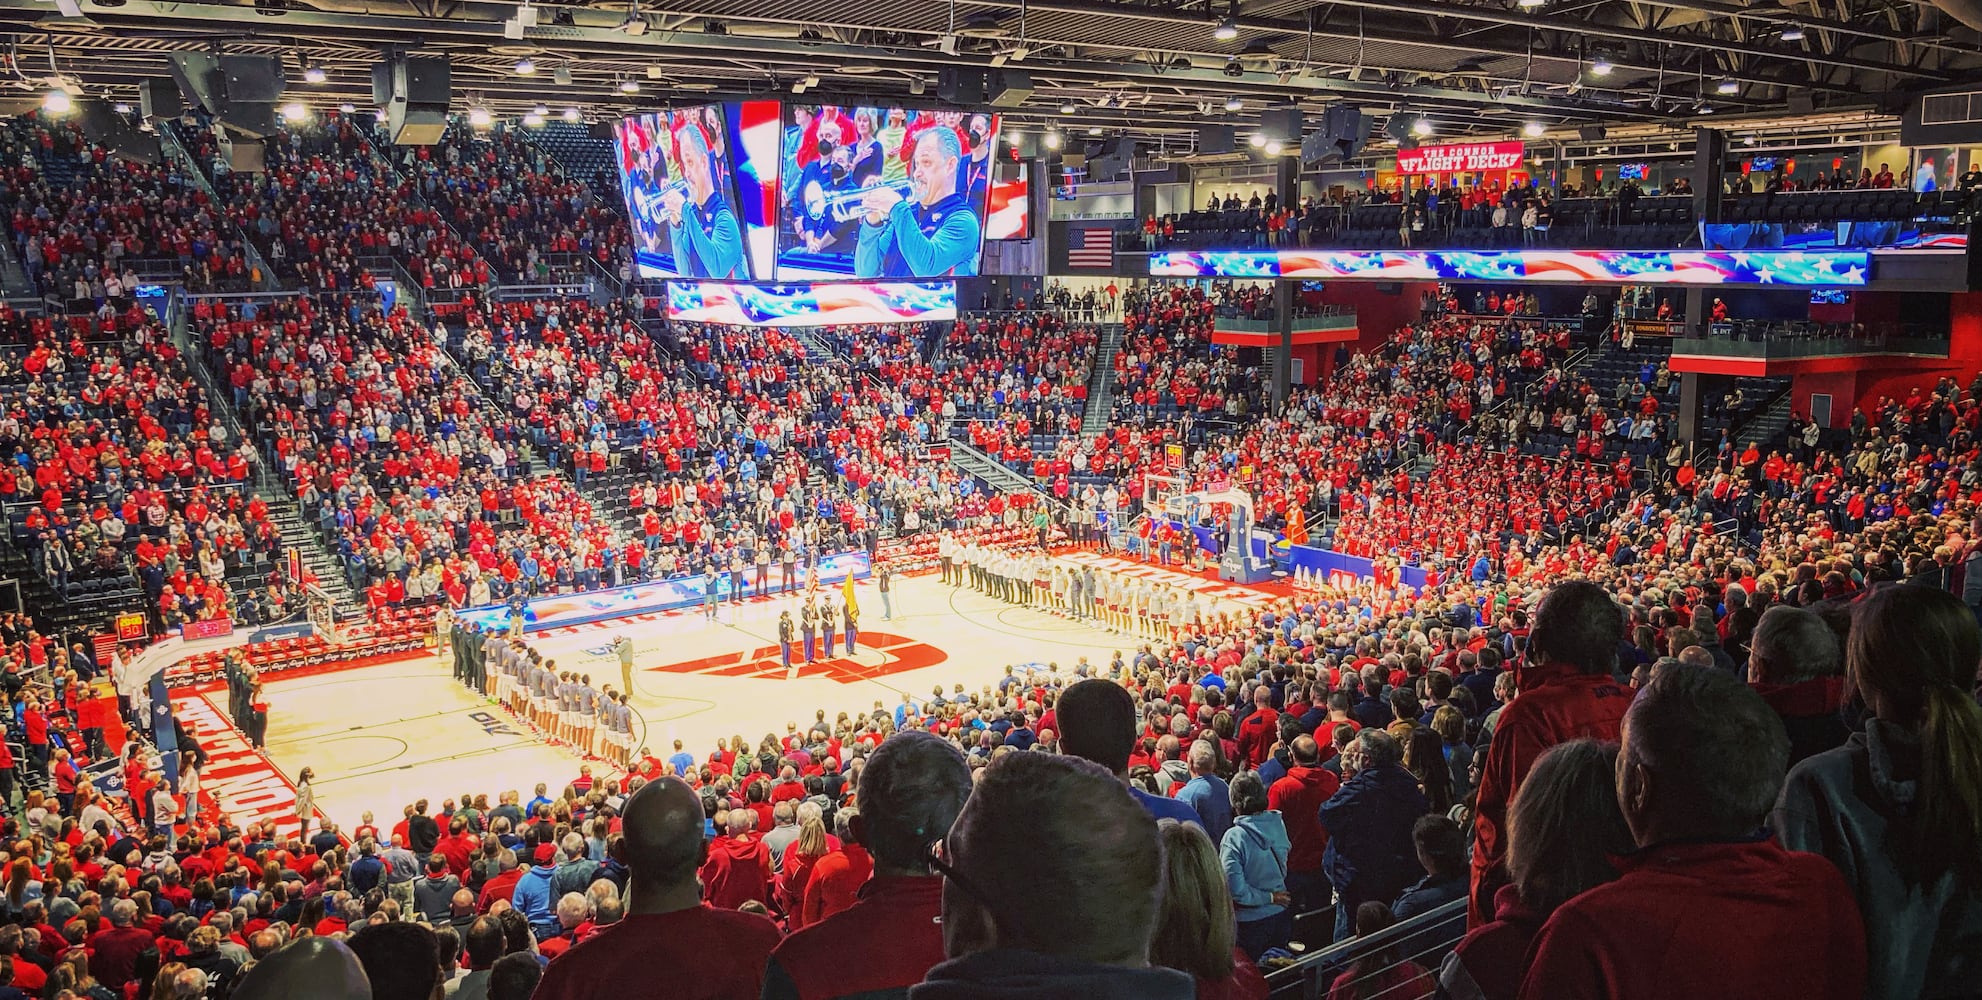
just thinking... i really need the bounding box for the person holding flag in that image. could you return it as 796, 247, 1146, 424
841, 574, 860, 655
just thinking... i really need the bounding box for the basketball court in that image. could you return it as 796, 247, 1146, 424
193, 553, 1266, 831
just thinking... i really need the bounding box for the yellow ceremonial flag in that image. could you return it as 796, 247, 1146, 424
842, 572, 859, 617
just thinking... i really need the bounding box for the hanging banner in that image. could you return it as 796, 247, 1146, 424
1395, 141, 1526, 174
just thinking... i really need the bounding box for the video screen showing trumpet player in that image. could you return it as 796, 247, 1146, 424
615, 107, 749, 279
778, 105, 997, 278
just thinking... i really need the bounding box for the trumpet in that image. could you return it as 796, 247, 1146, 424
806, 179, 917, 214
632, 179, 690, 223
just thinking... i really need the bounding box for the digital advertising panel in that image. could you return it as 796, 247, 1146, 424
777, 105, 1000, 279
615, 106, 755, 280
1152, 249, 1872, 286
986, 160, 1031, 240
724, 100, 785, 279
667, 279, 957, 327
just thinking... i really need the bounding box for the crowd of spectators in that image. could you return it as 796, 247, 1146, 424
187, 115, 492, 296
403, 125, 629, 285
1, 116, 257, 307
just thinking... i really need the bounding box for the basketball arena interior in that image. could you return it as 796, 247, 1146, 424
0, 0, 1975, 997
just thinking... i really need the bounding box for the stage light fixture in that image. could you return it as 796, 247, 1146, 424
514, 58, 536, 75
1264, 140, 1282, 155
280, 101, 308, 122
1213, 17, 1238, 40
303, 64, 326, 84
1742, 134, 1755, 145
1043, 131, 1062, 149
42, 89, 73, 114
469, 105, 493, 127
1717, 79, 1739, 94
1698, 102, 1715, 114
1412, 117, 1433, 136
1222, 57, 1244, 78
1225, 96, 1244, 111
563, 107, 581, 121
533, 104, 548, 115
1590, 55, 1612, 76
1517, 0, 1545, 7
523, 112, 545, 127
1087, 126, 1102, 135
1249, 132, 1266, 147
339, 102, 356, 113
1780, 22, 1805, 41
1522, 122, 1545, 137
553, 66, 573, 86
1060, 102, 1076, 114
619, 79, 640, 94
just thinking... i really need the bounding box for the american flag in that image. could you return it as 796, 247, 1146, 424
1067, 228, 1116, 268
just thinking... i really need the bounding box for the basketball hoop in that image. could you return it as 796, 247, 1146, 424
304, 584, 340, 644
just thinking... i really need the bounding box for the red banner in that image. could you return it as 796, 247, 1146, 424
181, 617, 236, 641
1395, 141, 1526, 174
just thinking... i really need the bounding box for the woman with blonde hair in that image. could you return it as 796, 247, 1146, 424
1151, 818, 1267, 999
1774, 584, 1982, 1000
775, 812, 831, 926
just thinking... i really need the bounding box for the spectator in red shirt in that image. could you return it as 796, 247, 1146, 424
1268, 735, 1340, 915
86, 899, 152, 990
532, 777, 781, 1000
765, 730, 970, 1000
1234, 686, 1279, 770
1520, 666, 1866, 1000
1470, 581, 1634, 925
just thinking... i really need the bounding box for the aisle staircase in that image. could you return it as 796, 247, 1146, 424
945, 439, 1052, 504
1733, 389, 1795, 451
1080, 322, 1123, 434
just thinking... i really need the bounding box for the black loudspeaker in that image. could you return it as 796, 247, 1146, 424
1309, 105, 1369, 163
1383, 114, 1414, 143
587, 121, 614, 140
219, 55, 285, 103
1197, 124, 1234, 155
987, 68, 1032, 108
213, 128, 267, 173
77, 101, 162, 165
166, 52, 225, 114
381, 55, 451, 146
371, 62, 395, 106
936, 68, 986, 105
138, 78, 182, 121
1786, 93, 1815, 115
218, 102, 279, 139
1578, 124, 1608, 141
1257, 105, 1302, 141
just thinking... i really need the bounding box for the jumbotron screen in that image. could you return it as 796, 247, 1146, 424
615, 106, 757, 280
776, 105, 1000, 280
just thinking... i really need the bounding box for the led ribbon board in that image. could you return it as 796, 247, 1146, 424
666, 280, 958, 327
1149, 249, 1871, 286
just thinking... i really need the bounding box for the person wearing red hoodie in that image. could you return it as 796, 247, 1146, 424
699, 810, 771, 910
1267, 735, 1339, 915
1470, 581, 1634, 925
764, 730, 970, 1000
1519, 666, 1865, 1000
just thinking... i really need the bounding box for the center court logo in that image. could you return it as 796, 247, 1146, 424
646, 631, 947, 684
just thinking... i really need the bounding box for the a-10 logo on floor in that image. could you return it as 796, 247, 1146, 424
469, 710, 519, 736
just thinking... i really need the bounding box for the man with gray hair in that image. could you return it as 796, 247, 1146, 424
537, 892, 592, 959
1319, 728, 1429, 943
549, 832, 599, 898
90, 898, 153, 989
1175, 740, 1233, 843
1522, 665, 1866, 1000
1747, 604, 1850, 764
761, 802, 801, 871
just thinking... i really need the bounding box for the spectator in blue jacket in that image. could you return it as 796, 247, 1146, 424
509, 850, 561, 941
1177, 742, 1233, 844
1319, 729, 1429, 944
1219, 771, 1291, 961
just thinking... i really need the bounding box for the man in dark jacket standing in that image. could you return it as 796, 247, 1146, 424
1318, 728, 1428, 944
910, 752, 1193, 1000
